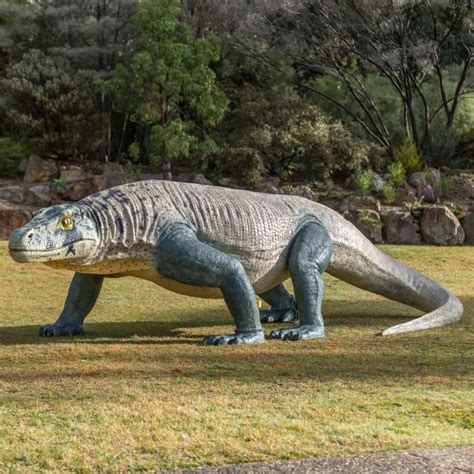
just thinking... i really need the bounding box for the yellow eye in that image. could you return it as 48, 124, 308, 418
60, 213, 74, 230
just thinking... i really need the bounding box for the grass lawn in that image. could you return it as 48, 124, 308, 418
0, 241, 473, 471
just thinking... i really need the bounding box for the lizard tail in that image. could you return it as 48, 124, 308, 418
326, 234, 463, 335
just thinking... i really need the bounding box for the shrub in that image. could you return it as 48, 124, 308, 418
0, 137, 31, 178
388, 161, 406, 186
394, 137, 423, 174
354, 168, 374, 194
441, 175, 455, 196
382, 182, 396, 204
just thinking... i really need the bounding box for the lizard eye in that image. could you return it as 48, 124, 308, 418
60, 213, 74, 230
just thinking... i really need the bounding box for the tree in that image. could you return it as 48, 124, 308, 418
0, 0, 139, 159
102, 0, 228, 179
1, 49, 104, 158
253, 0, 473, 160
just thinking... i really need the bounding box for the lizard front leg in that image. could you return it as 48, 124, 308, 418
259, 284, 298, 323
39, 273, 104, 337
155, 223, 264, 345
270, 222, 333, 341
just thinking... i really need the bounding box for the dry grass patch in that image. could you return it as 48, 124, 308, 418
0, 242, 473, 471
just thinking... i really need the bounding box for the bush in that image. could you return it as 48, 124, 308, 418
394, 137, 423, 174
1, 50, 105, 160
387, 161, 406, 186
0, 137, 31, 178
354, 168, 374, 194
382, 182, 396, 204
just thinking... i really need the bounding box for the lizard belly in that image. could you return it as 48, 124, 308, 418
127, 262, 290, 300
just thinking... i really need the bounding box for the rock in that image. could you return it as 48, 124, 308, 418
27, 184, 52, 206
104, 171, 128, 188
255, 176, 281, 193
191, 174, 213, 186
419, 183, 436, 202
91, 175, 110, 193
346, 209, 383, 243
68, 181, 94, 201
0, 185, 27, 204
420, 206, 465, 245
18, 158, 29, 173
461, 212, 474, 245
340, 195, 381, 213
103, 162, 125, 175
394, 186, 417, 206
0, 200, 37, 239
294, 185, 318, 201
409, 171, 427, 188
382, 211, 421, 244
23, 155, 58, 184
217, 177, 240, 188
372, 173, 385, 192
60, 166, 89, 183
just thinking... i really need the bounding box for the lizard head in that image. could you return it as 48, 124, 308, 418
9, 204, 99, 266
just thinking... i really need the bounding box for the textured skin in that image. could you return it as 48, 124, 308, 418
9, 180, 463, 336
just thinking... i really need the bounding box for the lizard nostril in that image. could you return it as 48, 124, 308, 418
27, 233, 33, 239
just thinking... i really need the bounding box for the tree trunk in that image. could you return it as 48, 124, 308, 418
163, 159, 172, 181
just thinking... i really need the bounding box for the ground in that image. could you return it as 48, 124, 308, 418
0, 242, 472, 472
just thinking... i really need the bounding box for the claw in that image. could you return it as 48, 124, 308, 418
260, 307, 298, 324
39, 323, 84, 337
270, 325, 324, 341
203, 330, 265, 346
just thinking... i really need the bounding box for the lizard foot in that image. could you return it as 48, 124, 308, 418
260, 307, 298, 323
39, 323, 84, 337
269, 325, 324, 341
203, 329, 265, 346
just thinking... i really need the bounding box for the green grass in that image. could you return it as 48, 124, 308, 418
0, 242, 473, 471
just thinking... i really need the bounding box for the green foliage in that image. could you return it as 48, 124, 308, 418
382, 182, 396, 204
0, 136, 30, 178
100, 0, 227, 171
394, 137, 423, 174
208, 55, 369, 186
354, 169, 374, 194
1, 50, 105, 159
387, 161, 406, 186
441, 175, 455, 196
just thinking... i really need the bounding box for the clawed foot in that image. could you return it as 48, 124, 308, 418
203, 329, 265, 345
269, 325, 324, 341
260, 306, 298, 323
39, 323, 84, 337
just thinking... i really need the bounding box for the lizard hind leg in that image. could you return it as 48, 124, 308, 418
259, 284, 298, 323
270, 222, 333, 341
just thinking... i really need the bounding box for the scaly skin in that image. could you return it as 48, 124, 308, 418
8, 180, 463, 343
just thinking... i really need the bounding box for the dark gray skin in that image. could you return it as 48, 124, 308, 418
9, 180, 463, 342
40, 221, 331, 345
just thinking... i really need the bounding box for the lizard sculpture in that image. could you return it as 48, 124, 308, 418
9, 180, 463, 344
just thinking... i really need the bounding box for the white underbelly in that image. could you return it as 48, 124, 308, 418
125, 266, 290, 299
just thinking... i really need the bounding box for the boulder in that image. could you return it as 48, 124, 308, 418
255, 176, 281, 193
60, 166, 90, 183
346, 209, 383, 243
294, 185, 318, 202
382, 211, 421, 244
420, 206, 465, 245
23, 155, 58, 184
340, 195, 381, 213
91, 175, 110, 193
409, 171, 426, 188
68, 180, 94, 201
191, 174, 213, 186
461, 212, 474, 245
0, 185, 27, 204
0, 200, 37, 240
27, 184, 52, 206
394, 186, 417, 206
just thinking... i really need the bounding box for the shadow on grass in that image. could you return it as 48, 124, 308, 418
1, 295, 471, 346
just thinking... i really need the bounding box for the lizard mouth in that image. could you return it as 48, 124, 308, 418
9, 239, 95, 263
